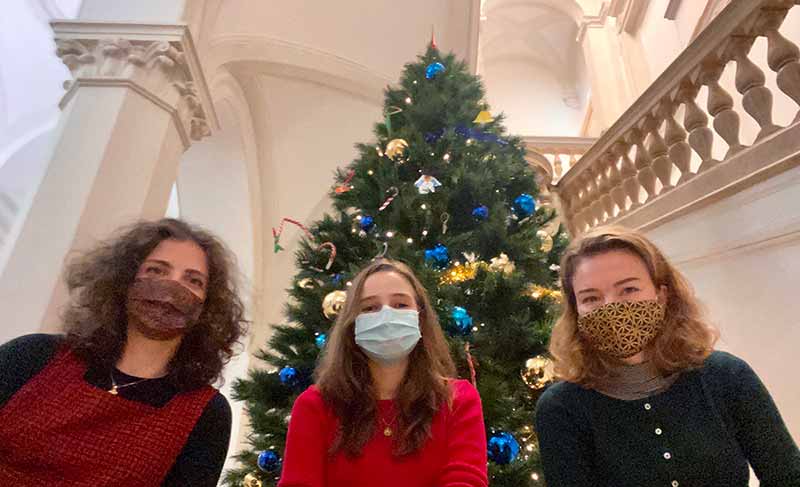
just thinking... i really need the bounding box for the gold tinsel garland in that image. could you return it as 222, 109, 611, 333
526, 284, 563, 302
439, 261, 487, 285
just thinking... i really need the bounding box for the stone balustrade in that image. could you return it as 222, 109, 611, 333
553, 0, 800, 235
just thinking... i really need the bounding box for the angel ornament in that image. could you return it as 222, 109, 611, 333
414, 174, 442, 194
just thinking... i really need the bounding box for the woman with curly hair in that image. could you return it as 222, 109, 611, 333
0, 218, 248, 486
278, 259, 488, 487
536, 225, 800, 487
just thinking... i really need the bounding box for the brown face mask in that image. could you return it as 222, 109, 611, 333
576, 299, 666, 359
126, 279, 204, 341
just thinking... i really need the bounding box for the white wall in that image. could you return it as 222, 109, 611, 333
0, 0, 82, 278
482, 59, 588, 136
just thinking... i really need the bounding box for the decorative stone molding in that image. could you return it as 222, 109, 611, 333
51, 21, 218, 148
576, 3, 611, 43
576, 0, 648, 40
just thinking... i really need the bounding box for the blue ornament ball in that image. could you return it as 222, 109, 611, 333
424, 243, 450, 270
487, 431, 521, 465
512, 193, 536, 219
450, 306, 474, 336
360, 215, 375, 232
472, 205, 489, 220
278, 366, 298, 387
315, 333, 327, 349
257, 450, 281, 472
425, 61, 446, 79
332, 273, 344, 285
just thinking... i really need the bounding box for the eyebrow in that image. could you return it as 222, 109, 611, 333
360, 293, 414, 301
576, 277, 641, 295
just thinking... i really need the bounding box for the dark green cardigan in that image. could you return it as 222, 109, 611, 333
535, 351, 800, 486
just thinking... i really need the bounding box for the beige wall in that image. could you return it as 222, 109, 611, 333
648, 165, 800, 446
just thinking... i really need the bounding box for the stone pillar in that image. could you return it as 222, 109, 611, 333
578, 19, 637, 129
0, 21, 217, 343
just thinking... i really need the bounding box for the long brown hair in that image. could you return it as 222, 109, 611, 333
549, 225, 718, 386
315, 259, 456, 457
63, 218, 248, 391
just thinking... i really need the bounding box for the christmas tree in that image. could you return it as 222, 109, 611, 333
224, 41, 567, 487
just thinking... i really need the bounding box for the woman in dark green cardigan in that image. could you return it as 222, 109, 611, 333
536, 225, 800, 487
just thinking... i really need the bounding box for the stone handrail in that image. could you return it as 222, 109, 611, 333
553, 0, 800, 235
522, 136, 598, 184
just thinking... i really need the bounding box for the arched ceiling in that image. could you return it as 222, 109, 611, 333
479, 0, 584, 93
201, 0, 480, 82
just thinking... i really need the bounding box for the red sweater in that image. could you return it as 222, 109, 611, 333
278, 379, 488, 487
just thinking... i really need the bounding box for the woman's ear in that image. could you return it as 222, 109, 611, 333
657, 284, 668, 306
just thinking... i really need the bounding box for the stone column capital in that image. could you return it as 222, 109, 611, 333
51, 20, 217, 147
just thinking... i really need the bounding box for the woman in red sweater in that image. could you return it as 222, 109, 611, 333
279, 259, 488, 487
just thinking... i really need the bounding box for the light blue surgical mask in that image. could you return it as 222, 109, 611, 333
354, 305, 421, 364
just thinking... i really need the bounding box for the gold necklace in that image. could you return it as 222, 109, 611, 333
379, 412, 399, 437
108, 370, 152, 395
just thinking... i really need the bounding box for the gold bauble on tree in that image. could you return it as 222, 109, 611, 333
521, 355, 555, 390
243, 473, 262, 487
322, 290, 348, 320
536, 229, 554, 253
385, 138, 409, 160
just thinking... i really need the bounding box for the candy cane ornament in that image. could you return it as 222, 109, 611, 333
317, 242, 337, 270
378, 187, 399, 212
272, 218, 313, 253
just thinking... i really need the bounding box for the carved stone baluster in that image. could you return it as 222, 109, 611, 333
680, 79, 717, 172
661, 98, 693, 184
614, 139, 641, 210
628, 125, 657, 204
596, 163, 617, 222
586, 168, 607, 226
646, 116, 674, 193
569, 153, 579, 174
553, 152, 564, 179
571, 187, 589, 233
732, 36, 780, 140
702, 57, 744, 158
605, 151, 627, 216
761, 7, 800, 122
570, 173, 589, 231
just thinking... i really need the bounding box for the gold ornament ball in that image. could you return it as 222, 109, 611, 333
322, 290, 348, 320
385, 139, 409, 160
537, 230, 554, 253
521, 355, 555, 390
243, 473, 263, 487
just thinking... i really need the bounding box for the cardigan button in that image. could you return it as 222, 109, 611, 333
663, 452, 672, 460
644, 403, 652, 410
655, 428, 663, 435
671, 481, 679, 487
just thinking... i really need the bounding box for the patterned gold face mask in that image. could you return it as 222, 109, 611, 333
576, 300, 666, 359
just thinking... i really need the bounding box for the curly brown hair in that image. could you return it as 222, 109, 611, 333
315, 259, 456, 458
62, 218, 248, 391
549, 225, 718, 387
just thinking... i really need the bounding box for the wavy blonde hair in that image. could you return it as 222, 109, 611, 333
549, 225, 718, 386
315, 259, 456, 457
